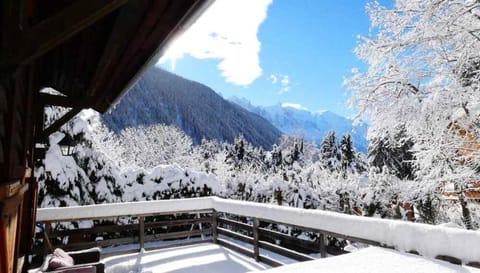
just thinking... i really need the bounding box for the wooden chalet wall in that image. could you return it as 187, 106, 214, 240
0, 66, 38, 273
0, 1, 211, 272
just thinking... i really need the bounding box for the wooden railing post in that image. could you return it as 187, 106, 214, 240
318, 232, 327, 258
253, 218, 260, 261
43, 222, 53, 255
139, 216, 145, 250
212, 210, 218, 244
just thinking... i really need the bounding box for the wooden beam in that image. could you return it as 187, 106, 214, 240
38, 93, 92, 108
40, 108, 82, 140
88, 0, 151, 97
14, 0, 128, 66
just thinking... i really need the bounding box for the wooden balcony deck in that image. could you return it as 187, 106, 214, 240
27, 197, 480, 272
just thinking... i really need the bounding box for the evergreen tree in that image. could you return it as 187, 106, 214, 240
270, 144, 283, 167
340, 134, 354, 175
368, 127, 414, 180
235, 136, 245, 161
319, 131, 340, 171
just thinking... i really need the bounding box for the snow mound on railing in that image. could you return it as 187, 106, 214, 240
212, 198, 480, 264
36, 197, 480, 265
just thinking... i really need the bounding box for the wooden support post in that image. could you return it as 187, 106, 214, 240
139, 217, 145, 250
212, 210, 218, 244
40, 108, 82, 140
318, 233, 327, 258
253, 218, 260, 261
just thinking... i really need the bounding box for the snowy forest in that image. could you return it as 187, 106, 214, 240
36, 0, 480, 233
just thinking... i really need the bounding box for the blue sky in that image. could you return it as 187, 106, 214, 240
158, 0, 373, 117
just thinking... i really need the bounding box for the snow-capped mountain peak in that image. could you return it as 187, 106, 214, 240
229, 97, 368, 152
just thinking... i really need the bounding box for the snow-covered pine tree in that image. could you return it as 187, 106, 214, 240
319, 131, 341, 171
340, 134, 354, 176
368, 127, 414, 180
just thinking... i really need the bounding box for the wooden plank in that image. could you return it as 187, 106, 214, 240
0, 188, 24, 273
48, 223, 138, 237
258, 240, 314, 262
218, 217, 253, 231
217, 238, 254, 259
258, 255, 284, 268
16, 0, 128, 65
145, 216, 212, 228
144, 237, 212, 252
144, 228, 212, 241
258, 227, 318, 253
52, 236, 137, 251
217, 227, 254, 245
258, 217, 387, 249
48, 217, 212, 238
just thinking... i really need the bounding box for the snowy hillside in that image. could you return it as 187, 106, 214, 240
102, 67, 281, 149
230, 97, 368, 152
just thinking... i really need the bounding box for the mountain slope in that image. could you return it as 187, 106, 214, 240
230, 97, 368, 152
102, 67, 281, 149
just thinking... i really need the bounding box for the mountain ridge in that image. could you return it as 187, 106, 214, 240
102, 67, 282, 149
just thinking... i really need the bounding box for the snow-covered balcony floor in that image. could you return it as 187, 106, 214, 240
257, 247, 480, 273
103, 243, 480, 273
103, 243, 270, 273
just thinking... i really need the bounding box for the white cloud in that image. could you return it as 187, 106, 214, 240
158, 0, 272, 86
281, 103, 308, 111
269, 74, 278, 84
279, 75, 290, 94
269, 73, 291, 94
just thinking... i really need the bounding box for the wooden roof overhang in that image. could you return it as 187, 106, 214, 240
0, 1, 212, 272
3, 0, 211, 137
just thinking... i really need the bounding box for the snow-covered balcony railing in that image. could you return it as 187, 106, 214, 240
33, 197, 480, 268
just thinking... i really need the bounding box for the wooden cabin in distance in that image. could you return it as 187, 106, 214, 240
0, 1, 212, 272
